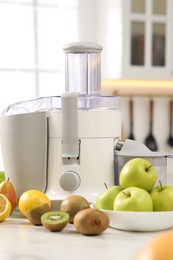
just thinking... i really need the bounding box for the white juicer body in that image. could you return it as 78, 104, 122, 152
0, 107, 121, 203
46, 108, 121, 202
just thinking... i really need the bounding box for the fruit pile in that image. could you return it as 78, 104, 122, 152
0, 172, 109, 235
18, 192, 109, 236
96, 158, 173, 212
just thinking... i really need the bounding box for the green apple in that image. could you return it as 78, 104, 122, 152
113, 187, 153, 212
0, 171, 5, 183
150, 183, 173, 211
119, 158, 157, 191
95, 185, 122, 210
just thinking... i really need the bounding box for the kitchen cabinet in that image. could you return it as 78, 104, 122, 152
124, 0, 173, 79
99, 0, 173, 79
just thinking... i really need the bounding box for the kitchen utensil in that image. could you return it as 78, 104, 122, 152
0, 42, 122, 203
128, 99, 135, 140
144, 99, 158, 151
167, 100, 173, 147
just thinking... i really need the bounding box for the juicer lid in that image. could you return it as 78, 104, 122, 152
2, 94, 120, 116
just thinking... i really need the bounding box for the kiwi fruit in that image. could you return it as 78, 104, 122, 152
41, 211, 69, 232
26, 203, 51, 225
60, 195, 90, 223
73, 208, 110, 236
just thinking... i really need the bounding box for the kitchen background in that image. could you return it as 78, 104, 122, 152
0, 0, 173, 184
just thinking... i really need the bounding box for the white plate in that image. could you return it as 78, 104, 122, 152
91, 204, 173, 232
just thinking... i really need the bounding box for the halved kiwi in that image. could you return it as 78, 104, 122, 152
41, 211, 69, 232
26, 203, 51, 225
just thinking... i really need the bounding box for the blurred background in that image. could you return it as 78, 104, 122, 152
0, 0, 173, 183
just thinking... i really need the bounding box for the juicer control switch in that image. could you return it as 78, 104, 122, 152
59, 171, 81, 191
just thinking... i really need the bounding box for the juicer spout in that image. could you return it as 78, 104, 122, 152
114, 138, 124, 151
115, 138, 167, 157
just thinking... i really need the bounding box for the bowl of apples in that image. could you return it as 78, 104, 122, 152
93, 158, 173, 232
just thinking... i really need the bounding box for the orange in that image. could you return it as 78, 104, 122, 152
18, 190, 51, 217
135, 230, 173, 260
0, 194, 11, 221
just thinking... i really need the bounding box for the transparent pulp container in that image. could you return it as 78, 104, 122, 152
117, 155, 167, 186
114, 139, 168, 186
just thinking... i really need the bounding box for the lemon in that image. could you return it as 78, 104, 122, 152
18, 190, 51, 217
0, 194, 11, 221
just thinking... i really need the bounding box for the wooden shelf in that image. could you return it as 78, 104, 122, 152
101, 79, 173, 96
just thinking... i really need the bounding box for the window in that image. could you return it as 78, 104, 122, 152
0, 0, 78, 113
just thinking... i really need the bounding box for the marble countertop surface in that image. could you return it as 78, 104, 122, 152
0, 210, 165, 260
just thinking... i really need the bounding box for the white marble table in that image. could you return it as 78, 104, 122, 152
0, 210, 164, 260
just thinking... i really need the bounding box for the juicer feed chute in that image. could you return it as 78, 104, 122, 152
63, 42, 102, 95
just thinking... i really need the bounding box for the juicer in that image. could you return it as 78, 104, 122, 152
0, 42, 169, 204
0, 42, 122, 203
